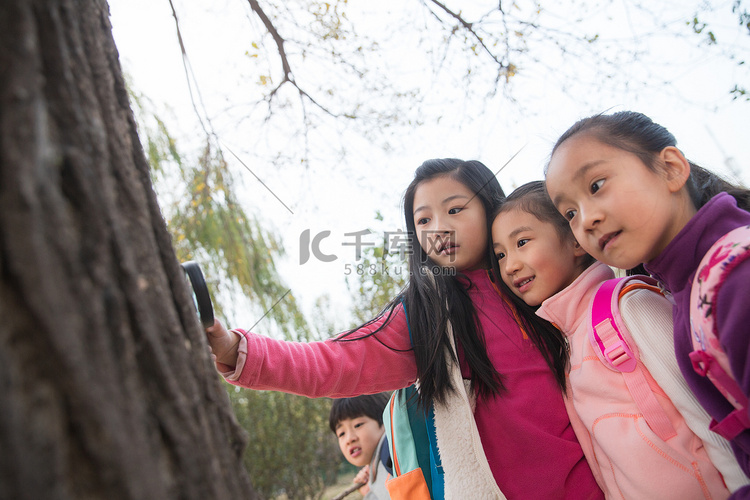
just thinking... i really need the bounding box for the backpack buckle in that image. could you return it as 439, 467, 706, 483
689, 350, 712, 377
604, 340, 637, 372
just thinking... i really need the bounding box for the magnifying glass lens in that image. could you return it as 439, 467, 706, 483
180, 261, 215, 329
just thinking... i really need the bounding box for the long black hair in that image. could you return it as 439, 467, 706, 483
399, 159, 506, 407
338, 159, 568, 409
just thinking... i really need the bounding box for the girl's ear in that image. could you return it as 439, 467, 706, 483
660, 146, 691, 193
572, 240, 588, 258
572, 240, 591, 272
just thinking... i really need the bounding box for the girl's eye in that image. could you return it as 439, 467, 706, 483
495, 252, 506, 260
590, 179, 604, 194
448, 207, 463, 215
416, 217, 429, 225
564, 209, 577, 221
517, 238, 529, 248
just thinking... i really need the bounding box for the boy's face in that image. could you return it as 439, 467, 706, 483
335, 415, 384, 468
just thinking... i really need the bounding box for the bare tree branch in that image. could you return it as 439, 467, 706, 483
247, 0, 293, 82
168, 0, 213, 137
246, 0, 345, 119
331, 482, 366, 500
426, 0, 509, 69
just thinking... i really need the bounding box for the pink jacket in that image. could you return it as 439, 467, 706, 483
537, 262, 730, 500
221, 269, 602, 500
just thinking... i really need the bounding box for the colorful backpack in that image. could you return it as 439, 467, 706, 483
383, 300, 444, 500
382, 304, 502, 499
382, 385, 441, 500
689, 224, 750, 440
383, 380, 502, 499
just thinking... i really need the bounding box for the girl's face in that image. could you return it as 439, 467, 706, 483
545, 134, 694, 270
492, 208, 585, 306
412, 175, 488, 271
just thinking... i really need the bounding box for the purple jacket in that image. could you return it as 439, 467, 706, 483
646, 193, 750, 496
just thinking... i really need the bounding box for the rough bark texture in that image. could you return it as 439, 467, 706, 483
0, 1, 256, 498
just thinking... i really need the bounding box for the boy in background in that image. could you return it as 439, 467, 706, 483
329, 393, 392, 499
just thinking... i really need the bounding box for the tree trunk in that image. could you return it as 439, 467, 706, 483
0, 1, 257, 498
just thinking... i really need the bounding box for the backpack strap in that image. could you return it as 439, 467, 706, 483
689, 224, 750, 440
384, 388, 433, 500
590, 276, 678, 442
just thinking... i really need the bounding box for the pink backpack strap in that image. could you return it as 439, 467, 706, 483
689, 224, 750, 440
590, 276, 677, 442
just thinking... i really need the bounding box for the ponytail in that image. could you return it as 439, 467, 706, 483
688, 163, 750, 211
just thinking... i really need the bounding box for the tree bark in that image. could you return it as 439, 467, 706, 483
0, 1, 256, 498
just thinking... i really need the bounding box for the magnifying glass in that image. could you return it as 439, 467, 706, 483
181, 261, 215, 329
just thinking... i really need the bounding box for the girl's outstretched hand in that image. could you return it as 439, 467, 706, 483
205, 319, 241, 368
